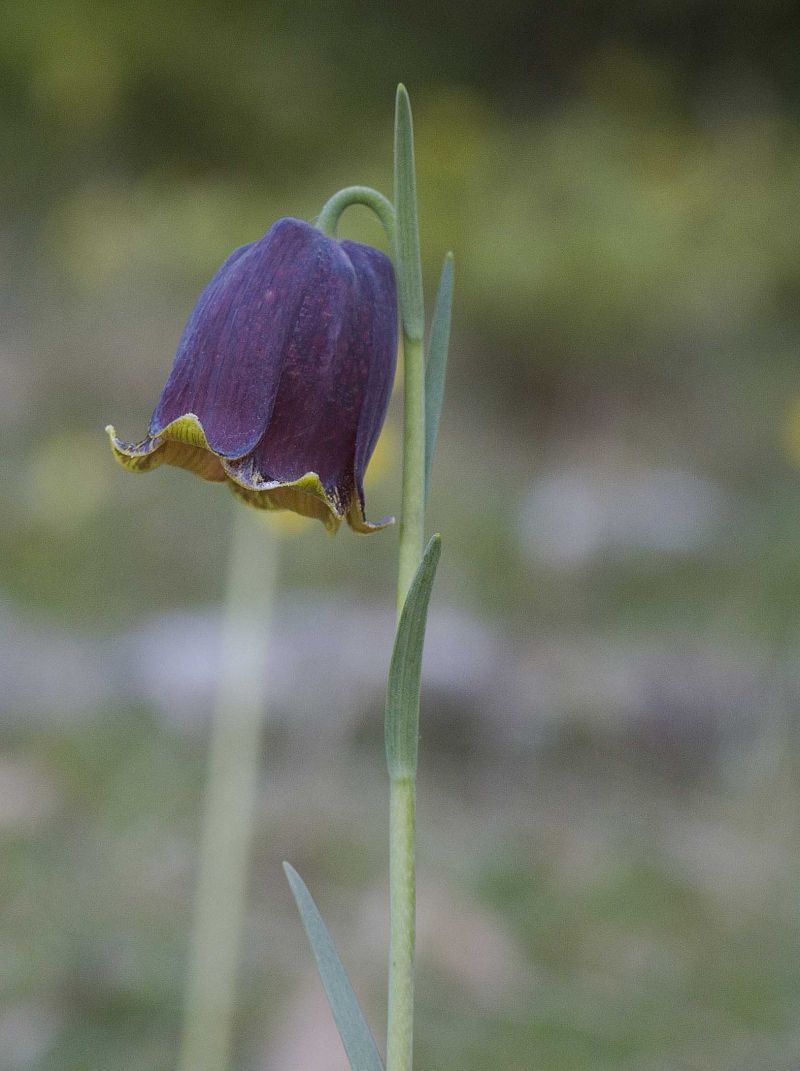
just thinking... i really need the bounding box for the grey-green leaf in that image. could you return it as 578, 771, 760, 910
393, 84, 424, 341
385, 535, 442, 780
424, 252, 454, 500
283, 863, 384, 1071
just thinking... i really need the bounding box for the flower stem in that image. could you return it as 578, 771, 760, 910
387, 83, 426, 1071
393, 82, 426, 612
316, 185, 396, 248
316, 87, 429, 1071
386, 329, 424, 1071
177, 510, 276, 1071
386, 776, 416, 1071
396, 334, 426, 612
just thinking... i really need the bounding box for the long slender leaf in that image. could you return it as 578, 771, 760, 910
424, 253, 454, 500
283, 863, 384, 1071
393, 84, 424, 341
385, 534, 442, 780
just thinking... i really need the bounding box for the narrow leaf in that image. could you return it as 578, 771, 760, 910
393, 84, 424, 341
424, 252, 454, 500
283, 862, 384, 1071
385, 534, 442, 780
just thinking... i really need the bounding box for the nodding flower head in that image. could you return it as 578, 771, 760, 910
107, 217, 398, 533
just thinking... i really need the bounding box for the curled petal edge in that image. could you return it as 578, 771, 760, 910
106, 416, 393, 535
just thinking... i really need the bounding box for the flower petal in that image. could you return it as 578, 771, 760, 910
342, 239, 399, 513
225, 468, 344, 533
106, 417, 226, 481
346, 493, 394, 533
150, 219, 330, 458
227, 243, 392, 512
228, 237, 397, 531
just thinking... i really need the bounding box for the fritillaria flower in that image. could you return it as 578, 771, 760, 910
107, 217, 398, 532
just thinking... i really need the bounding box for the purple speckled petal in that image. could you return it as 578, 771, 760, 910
232, 238, 397, 512
151, 218, 331, 458
111, 215, 398, 533
342, 240, 398, 508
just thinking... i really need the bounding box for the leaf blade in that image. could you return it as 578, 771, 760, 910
424, 253, 454, 500
393, 84, 424, 342
283, 863, 384, 1071
385, 534, 442, 780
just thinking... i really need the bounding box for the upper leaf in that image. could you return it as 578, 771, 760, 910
424, 253, 454, 500
385, 534, 442, 780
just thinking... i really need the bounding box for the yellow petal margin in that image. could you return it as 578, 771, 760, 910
106, 415, 393, 534
106, 416, 226, 481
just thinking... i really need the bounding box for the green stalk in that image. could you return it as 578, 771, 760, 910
387, 83, 425, 1071
386, 776, 416, 1071
317, 185, 396, 246
315, 86, 430, 1071
396, 334, 426, 611
177, 510, 276, 1071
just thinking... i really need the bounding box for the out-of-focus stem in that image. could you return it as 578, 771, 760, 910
177, 509, 276, 1071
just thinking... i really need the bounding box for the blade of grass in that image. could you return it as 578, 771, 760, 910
393, 84, 424, 344
283, 863, 384, 1071
424, 253, 454, 500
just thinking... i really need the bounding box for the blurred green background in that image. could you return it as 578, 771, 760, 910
4, 2, 800, 1068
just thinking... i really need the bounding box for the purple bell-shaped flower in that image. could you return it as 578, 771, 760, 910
107, 217, 398, 532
